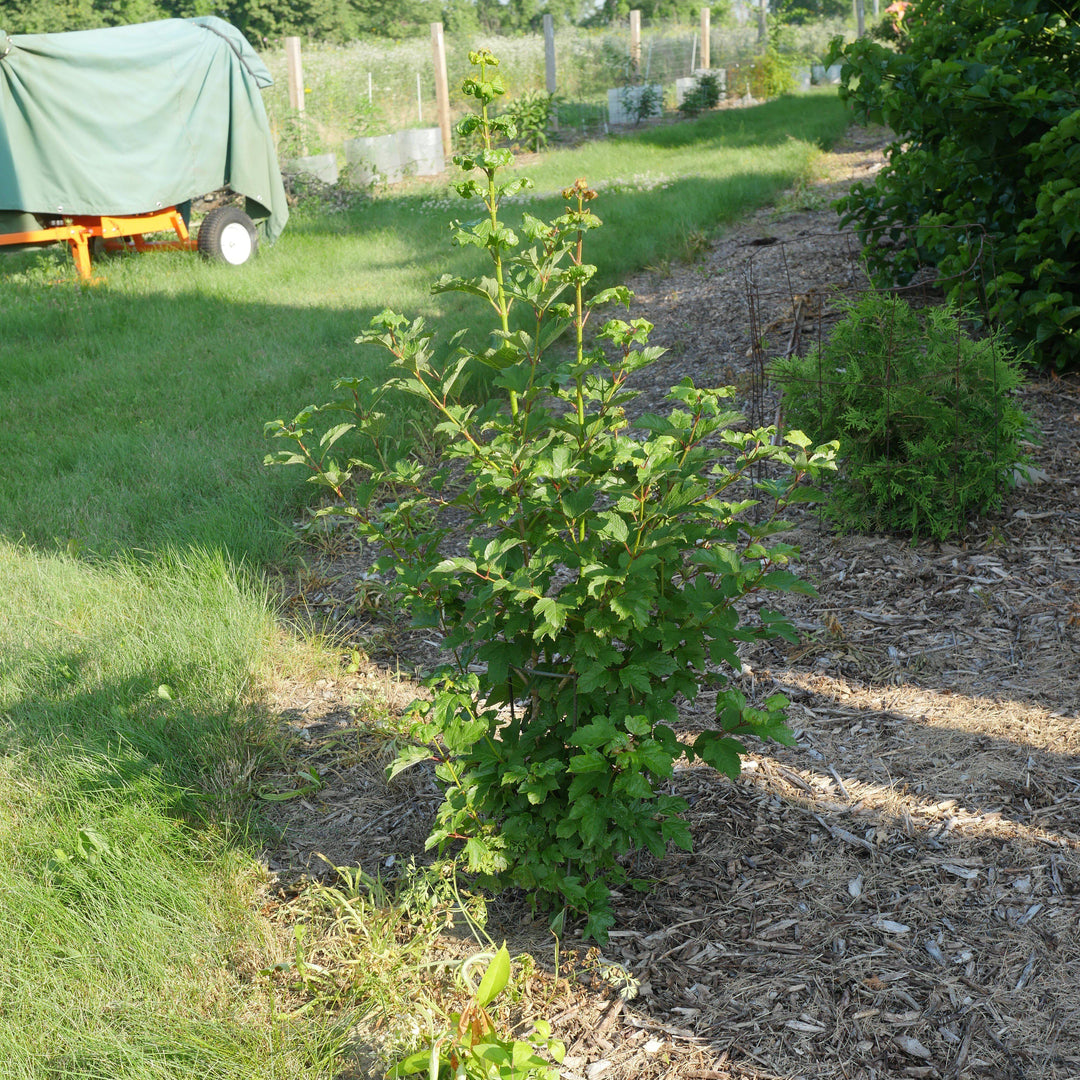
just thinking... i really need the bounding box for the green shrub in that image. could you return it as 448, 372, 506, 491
828, 0, 1080, 371
751, 42, 796, 99
727, 31, 796, 102
618, 82, 664, 124
503, 89, 556, 152
771, 293, 1035, 540
266, 50, 837, 941
678, 70, 724, 117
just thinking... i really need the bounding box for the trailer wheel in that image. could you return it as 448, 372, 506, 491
198, 206, 257, 266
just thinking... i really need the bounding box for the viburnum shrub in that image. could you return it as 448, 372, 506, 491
770, 293, 1034, 540
266, 50, 837, 941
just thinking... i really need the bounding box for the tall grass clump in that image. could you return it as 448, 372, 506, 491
0, 540, 345, 1077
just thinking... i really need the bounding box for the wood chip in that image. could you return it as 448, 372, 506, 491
785, 1019, 827, 1033
940, 863, 981, 880
894, 1035, 933, 1059
873, 918, 911, 934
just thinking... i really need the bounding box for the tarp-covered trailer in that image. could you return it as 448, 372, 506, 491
0, 16, 289, 279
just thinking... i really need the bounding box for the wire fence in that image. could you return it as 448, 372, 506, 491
261, 19, 849, 158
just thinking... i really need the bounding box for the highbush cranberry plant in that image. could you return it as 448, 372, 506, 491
266, 50, 837, 941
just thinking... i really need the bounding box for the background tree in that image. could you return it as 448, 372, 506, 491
0, 0, 741, 36
0, 0, 99, 31
830, 0, 1080, 371
0, 0, 439, 37
590, 0, 727, 25
774, 0, 848, 25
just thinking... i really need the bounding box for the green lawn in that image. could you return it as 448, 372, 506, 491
2, 92, 847, 562
0, 90, 847, 1078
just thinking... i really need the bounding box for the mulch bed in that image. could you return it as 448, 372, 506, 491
260, 126, 1080, 1080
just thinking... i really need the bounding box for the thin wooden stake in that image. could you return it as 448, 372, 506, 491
543, 13, 558, 132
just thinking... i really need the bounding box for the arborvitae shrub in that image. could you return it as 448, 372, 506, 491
771, 293, 1035, 540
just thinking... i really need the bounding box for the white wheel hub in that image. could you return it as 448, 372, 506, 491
218, 221, 254, 265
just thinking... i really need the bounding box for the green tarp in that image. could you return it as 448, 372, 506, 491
0, 16, 288, 241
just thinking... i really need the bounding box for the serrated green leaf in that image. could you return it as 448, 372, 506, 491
692, 732, 746, 779
570, 718, 619, 751
463, 836, 491, 871
533, 596, 571, 639
757, 569, 816, 595
618, 663, 652, 693
598, 512, 629, 543
570, 795, 605, 846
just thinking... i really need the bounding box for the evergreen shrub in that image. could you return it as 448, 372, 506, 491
771, 293, 1035, 540
678, 71, 723, 117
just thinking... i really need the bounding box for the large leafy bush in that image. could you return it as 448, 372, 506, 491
267, 50, 836, 940
828, 0, 1080, 371
771, 293, 1034, 540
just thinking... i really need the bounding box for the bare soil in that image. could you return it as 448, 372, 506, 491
260, 126, 1080, 1080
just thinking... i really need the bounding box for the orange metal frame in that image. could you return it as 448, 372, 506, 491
0, 207, 196, 279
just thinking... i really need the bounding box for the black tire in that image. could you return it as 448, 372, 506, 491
197, 206, 257, 266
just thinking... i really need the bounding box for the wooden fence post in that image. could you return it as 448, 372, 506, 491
285, 36, 304, 113
431, 22, 452, 158
285, 36, 306, 155
543, 13, 558, 132
700, 7, 710, 71
629, 10, 641, 77
543, 13, 557, 94
855, 0, 866, 35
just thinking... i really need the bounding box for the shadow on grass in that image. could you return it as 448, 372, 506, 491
1, 160, 805, 564
1, 639, 277, 823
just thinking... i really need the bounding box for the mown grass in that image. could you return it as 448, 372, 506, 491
0, 90, 847, 1077
2, 91, 847, 562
